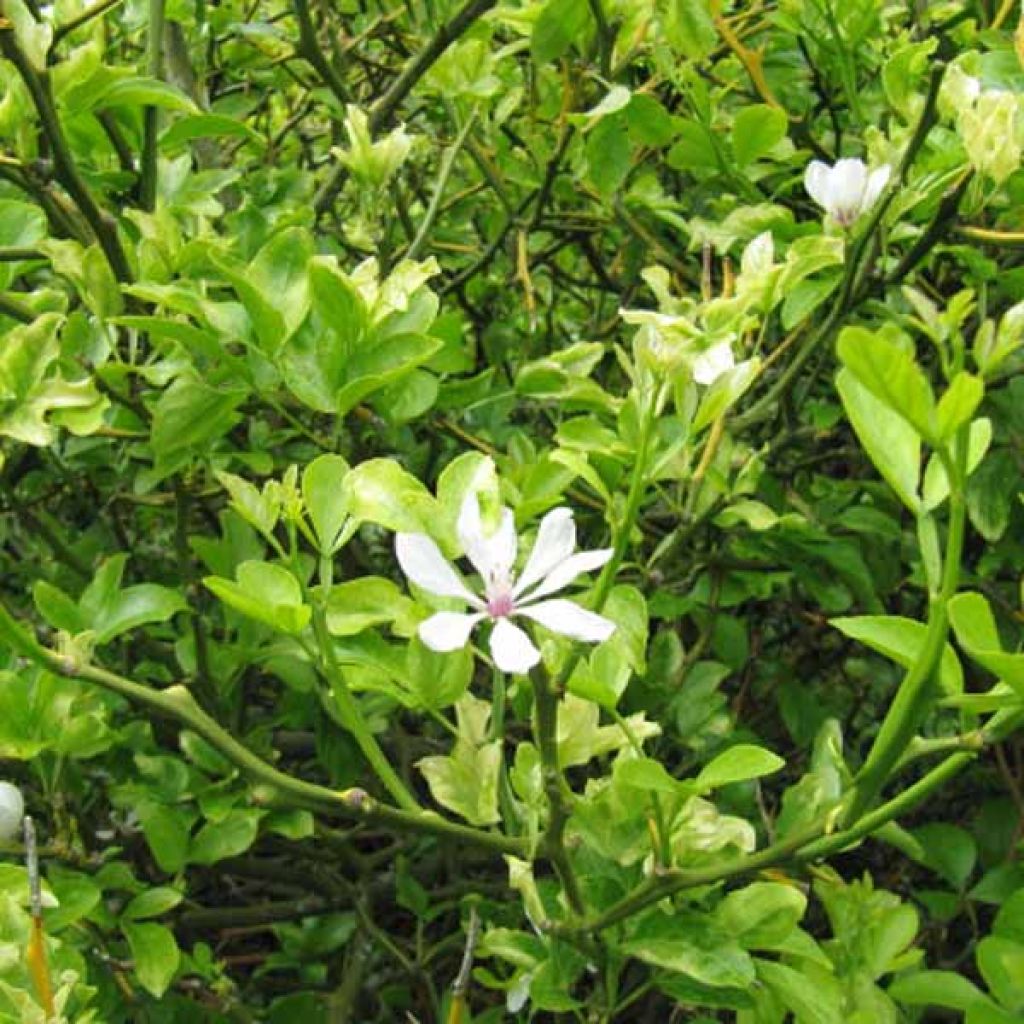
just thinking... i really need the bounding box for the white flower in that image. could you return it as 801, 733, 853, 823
804, 158, 891, 227
692, 338, 736, 385
395, 495, 616, 674
0, 781, 24, 842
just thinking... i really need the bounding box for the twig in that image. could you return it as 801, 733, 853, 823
314, 0, 496, 215
0, 28, 133, 282
404, 108, 478, 261
0, 601, 529, 856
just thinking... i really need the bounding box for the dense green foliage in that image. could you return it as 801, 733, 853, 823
1, 0, 1024, 1020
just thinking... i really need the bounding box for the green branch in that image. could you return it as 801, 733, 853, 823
313, 0, 496, 216
312, 554, 421, 812
0, 28, 133, 282
843, 429, 969, 823
294, 0, 349, 105
0, 601, 526, 856
140, 0, 166, 211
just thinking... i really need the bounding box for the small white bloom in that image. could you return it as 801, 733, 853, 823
692, 338, 736, 385
0, 781, 24, 842
396, 495, 616, 674
804, 157, 891, 227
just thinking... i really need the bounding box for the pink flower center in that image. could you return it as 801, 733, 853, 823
486, 591, 515, 618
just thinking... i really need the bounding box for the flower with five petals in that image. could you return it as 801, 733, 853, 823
395, 495, 616, 674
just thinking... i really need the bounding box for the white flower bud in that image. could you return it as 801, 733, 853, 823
0, 782, 25, 842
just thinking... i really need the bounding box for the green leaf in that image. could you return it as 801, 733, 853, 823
122, 887, 184, 922
32, 580, 86, 634
967, 448, 1016, 542
325, 577, 415, 636
586, 114, 633, 198
948, 592, 1024, 697
715, 882, 807, 949
340, 458, 438, 533
911, 823, 976, 889
406, 637, 473, 709
189, 809, 261, 865
837, 328, 936, 443
756, 959, 844, 1024
215, 470, 281, 540
732, 105, 787, 166
922, 416, 992, 510
663, 0, 717, 59
615, 755, 685, 795
936, 372, 984, 441
890, 970, 991, 1011
217, 227, 313, 352
160, 113, 264, 150
94, 77, 198, 113
122, 921, 181, 998
3, 0, 51, 69
150, 374, 246, 459
204, 561, 311, 634
418, 740, 501, 826
619, 912, 756, 988
836, 368, 920, 512
532, 0, 593, 63
830, 615, 963, 694
695, 744, 784, 791
0, 313, 108, 447
138, 803, 191, 874
693, 359, 759, 432
302, 454, 352, 553
974, 937, 1024, 1007
94, 583, 186, 644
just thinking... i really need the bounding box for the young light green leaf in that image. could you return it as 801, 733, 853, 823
836, 368, 920, 513
947, 592, 1024, 697
204, 561, 311, 634
340, 458, 437, 533
837, 327, 936, 443
732, 105, 787, 166
695, 744, 784, 792
122, 922, 181, 998
936, 372, 984, 441
302, 454, 352, 553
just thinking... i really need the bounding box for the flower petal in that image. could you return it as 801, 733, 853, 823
419, 611, 483, 652
396, 533, 481, 605
514, 507, 576, 597
829, 158, 868, 221
803, 160, 832, 210
863, 164, 891, 210
489, 617, 541, 674
457, 492, 517, 585
524, 547, 613, 602
692, 339, 736, 386
517, 599, 616, 643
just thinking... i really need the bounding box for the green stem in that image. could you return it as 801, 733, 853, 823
799, 708, 1024, 861
404, 107, 478, 262
294, 0, 349, 104
556, 821, 825, 936
844, 428, 969, 824
532, 665, 585, 916
532, 387, 661, 918
313, 0, 496, 216
312, 555, 420, 812
734, 65, 944, 431
0, 600, 525, 855
50, 0, 126, 48
140, 0, 166, 211
0, 29, 132, 282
